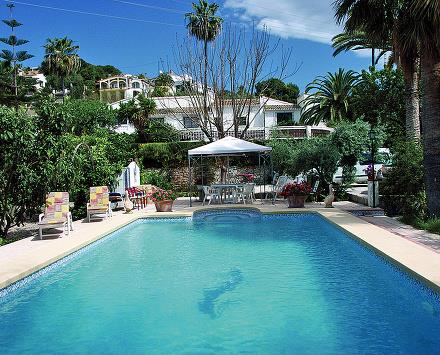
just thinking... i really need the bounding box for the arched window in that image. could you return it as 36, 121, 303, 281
132, 82, 140, 89
119, 81, 126, 88
101, 82, 108, 89
110, 81, 118, 89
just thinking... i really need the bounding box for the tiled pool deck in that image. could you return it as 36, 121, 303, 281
1, 200, 440, 293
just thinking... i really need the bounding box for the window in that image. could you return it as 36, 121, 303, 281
110, 81, 118, 89
183, 116, 198, 128
276, 112, 293, 126
238, 116, 247, 126
132, 82, 140, 89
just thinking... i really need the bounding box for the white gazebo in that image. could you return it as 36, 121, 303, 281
187, 137, 273, 206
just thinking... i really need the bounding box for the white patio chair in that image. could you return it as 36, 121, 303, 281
265, 176, 290, 200
237, 184, 255, 204
202, 186, 221, 205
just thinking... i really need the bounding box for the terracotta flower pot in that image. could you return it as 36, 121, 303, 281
287, 195, 307, 208
154, 200, 174, 212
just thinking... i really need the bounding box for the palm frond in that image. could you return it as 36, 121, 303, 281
301, 68, 359, 125
185, 0, 223, 42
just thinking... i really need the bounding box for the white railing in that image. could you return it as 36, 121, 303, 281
179, 126, 333, 141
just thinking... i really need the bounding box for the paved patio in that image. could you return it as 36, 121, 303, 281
334, 201, 440, 253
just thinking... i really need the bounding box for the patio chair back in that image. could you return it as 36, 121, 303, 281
89, 186, 109, 207
203, 186, 219, 196
44, 192, 69, 221
126, 187, 138, 198
243, 183, 255, 195
275, 176, 290, 192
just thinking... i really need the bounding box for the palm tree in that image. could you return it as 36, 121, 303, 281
334, 0, 421, 139
300, 69, 360, 125
185, 0, 223, 126
332, 30, 392, 67
334, 0, 440, 216
132, 95, 156, 142
410, 0, 440, 217
42, 37, 80, 100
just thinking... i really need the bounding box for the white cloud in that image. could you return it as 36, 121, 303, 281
224, 0, 342, 44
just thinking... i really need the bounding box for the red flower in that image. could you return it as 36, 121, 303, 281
280, 182, 312, 197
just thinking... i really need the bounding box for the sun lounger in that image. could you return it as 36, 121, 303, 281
38, 192, 73, 239
87, 186, 112, 222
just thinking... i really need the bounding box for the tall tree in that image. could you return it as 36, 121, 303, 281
334, 0, 421, 139
411, 0, 440, 217
185, 0, 223, 132
300, 69, 360, 125
42, 37, 80, 101
255, 78, 299, 103
0, 3, 33, 98
119, 95, 156, 142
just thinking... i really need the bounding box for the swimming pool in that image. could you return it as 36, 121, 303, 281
0, 212, 439, 354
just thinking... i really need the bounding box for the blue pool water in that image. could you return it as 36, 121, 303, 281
1, 212, 440, 354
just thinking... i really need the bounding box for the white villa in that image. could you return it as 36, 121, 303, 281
98, 74, 152, 102
19, 68, 47, 91
110, 93, 331, 141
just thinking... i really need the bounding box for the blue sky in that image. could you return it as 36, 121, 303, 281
1, 0, 374, 91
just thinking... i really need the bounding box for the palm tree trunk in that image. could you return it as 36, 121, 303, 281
203, 39, 209, 131
403, 56, 421, 139
421, 51, 440, 217
401, 56, 420, 139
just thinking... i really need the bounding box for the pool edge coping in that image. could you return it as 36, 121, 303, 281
1, 206, 439, 294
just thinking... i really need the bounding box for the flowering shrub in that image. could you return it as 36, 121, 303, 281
280, 182, 312, 197
363, 164, 376, 177
148, 188, 177, 202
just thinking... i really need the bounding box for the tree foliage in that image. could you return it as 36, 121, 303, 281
351, 67, 406, 144
301, 68, 360, 125
381, 140, 426, 220
42, 37, 81, 98
185, 0, 223, 43
0, 99, 136, 241
255, 78, 299, 103
0, 107, 46, 239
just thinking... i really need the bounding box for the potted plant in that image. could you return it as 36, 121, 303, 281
364, 164, 376, 181
280, 182, 312, 208
148, 188, 177, 212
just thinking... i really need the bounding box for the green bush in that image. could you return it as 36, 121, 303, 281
0, 100, 136, 240
0, 106, 47, 238
413, 218, 440, 235
381, 140, 426, 220
288, 137, 340, 186
331, 119, 370, 185
147, 121, 179, 142
141, 169, 172, 190
138, 141, 204, 168
267, 138, 295, 175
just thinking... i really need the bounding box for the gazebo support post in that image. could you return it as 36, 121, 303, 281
188, 156, 192, 207
258, 153, 262, 203
270, 153, 274, 205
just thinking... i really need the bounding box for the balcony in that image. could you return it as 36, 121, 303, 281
179, 126, 333, 141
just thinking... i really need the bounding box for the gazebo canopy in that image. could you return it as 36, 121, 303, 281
188, 136, 272, 157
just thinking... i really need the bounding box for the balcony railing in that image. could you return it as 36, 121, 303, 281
179, 126, 332, 141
